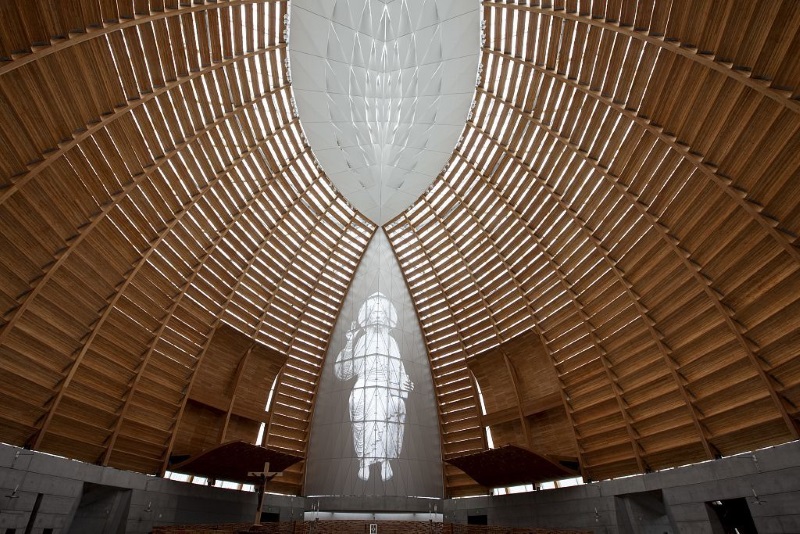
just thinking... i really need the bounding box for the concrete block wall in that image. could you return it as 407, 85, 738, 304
0, 443, 266, 533
444, 484, 617, 533
0, 444, 84, 533
444, 440, 800, 534
2, 440, 799, 533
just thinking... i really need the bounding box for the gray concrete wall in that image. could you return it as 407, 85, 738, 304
444, 440, 800, 534
0, 443, 267, 533
2, 440, 799, 533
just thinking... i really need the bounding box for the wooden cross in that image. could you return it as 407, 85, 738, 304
249, 462, 282, 525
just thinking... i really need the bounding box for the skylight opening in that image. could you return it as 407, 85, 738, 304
647, 160, 691, 218
477, 263, 508, 291
305, 298, 336, 322
531, 290, 570, 323
212, 183, 239, 223
437, 264, 469, 290
551, 230, 586, 269
560, 163, 595, 211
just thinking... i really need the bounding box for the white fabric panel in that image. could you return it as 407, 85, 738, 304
289, 0, 481, 224
305, 229, 443, 498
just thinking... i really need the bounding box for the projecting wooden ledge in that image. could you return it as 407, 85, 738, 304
446, 445, 579, 488
168, 441, 302, 484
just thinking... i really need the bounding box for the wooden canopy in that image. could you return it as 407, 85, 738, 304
446, 445, 578, 488
1, 0, 799, 498
169, 441, 302, 484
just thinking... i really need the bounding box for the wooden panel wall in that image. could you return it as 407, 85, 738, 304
468, 330, 578, 469
170, 324, 286, 461
386, 0, 800, 495
0, 0, 375, 496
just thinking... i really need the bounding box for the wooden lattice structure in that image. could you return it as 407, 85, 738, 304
1, 0, 799, 499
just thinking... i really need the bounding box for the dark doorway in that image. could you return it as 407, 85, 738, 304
467, 514, 488, 525
615, 489, 675, 534
67, 483, 131, 534
260, 511, 280, 523
706, 498, 758, 534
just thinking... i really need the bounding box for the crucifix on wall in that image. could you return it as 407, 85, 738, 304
248, 461, 283, 525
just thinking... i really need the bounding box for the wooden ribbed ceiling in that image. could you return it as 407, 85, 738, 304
1, 0, 799, 499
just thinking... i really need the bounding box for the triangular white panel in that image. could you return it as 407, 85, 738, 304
305, 229, 443, 498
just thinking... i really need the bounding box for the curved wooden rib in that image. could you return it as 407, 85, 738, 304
485, 107, 800, 440
0, 44, 284, 207
385, 233, 489, 492
403, 215, 486, 457
484, 2, 800, 115
252, 188, 349, 454
33, 112, 297, 450
259, 223, 377, 493
157, 156, 334, 473
282, 223, 377, 494
0, 0, 281, 77
460, 125, 718, 461
100, 136, 305, 467
0, 81, 289, 353
480, 52, 800, 265
435, 167, 646, 473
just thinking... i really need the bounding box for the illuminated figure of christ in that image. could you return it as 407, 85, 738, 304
335, 292, 414, 481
